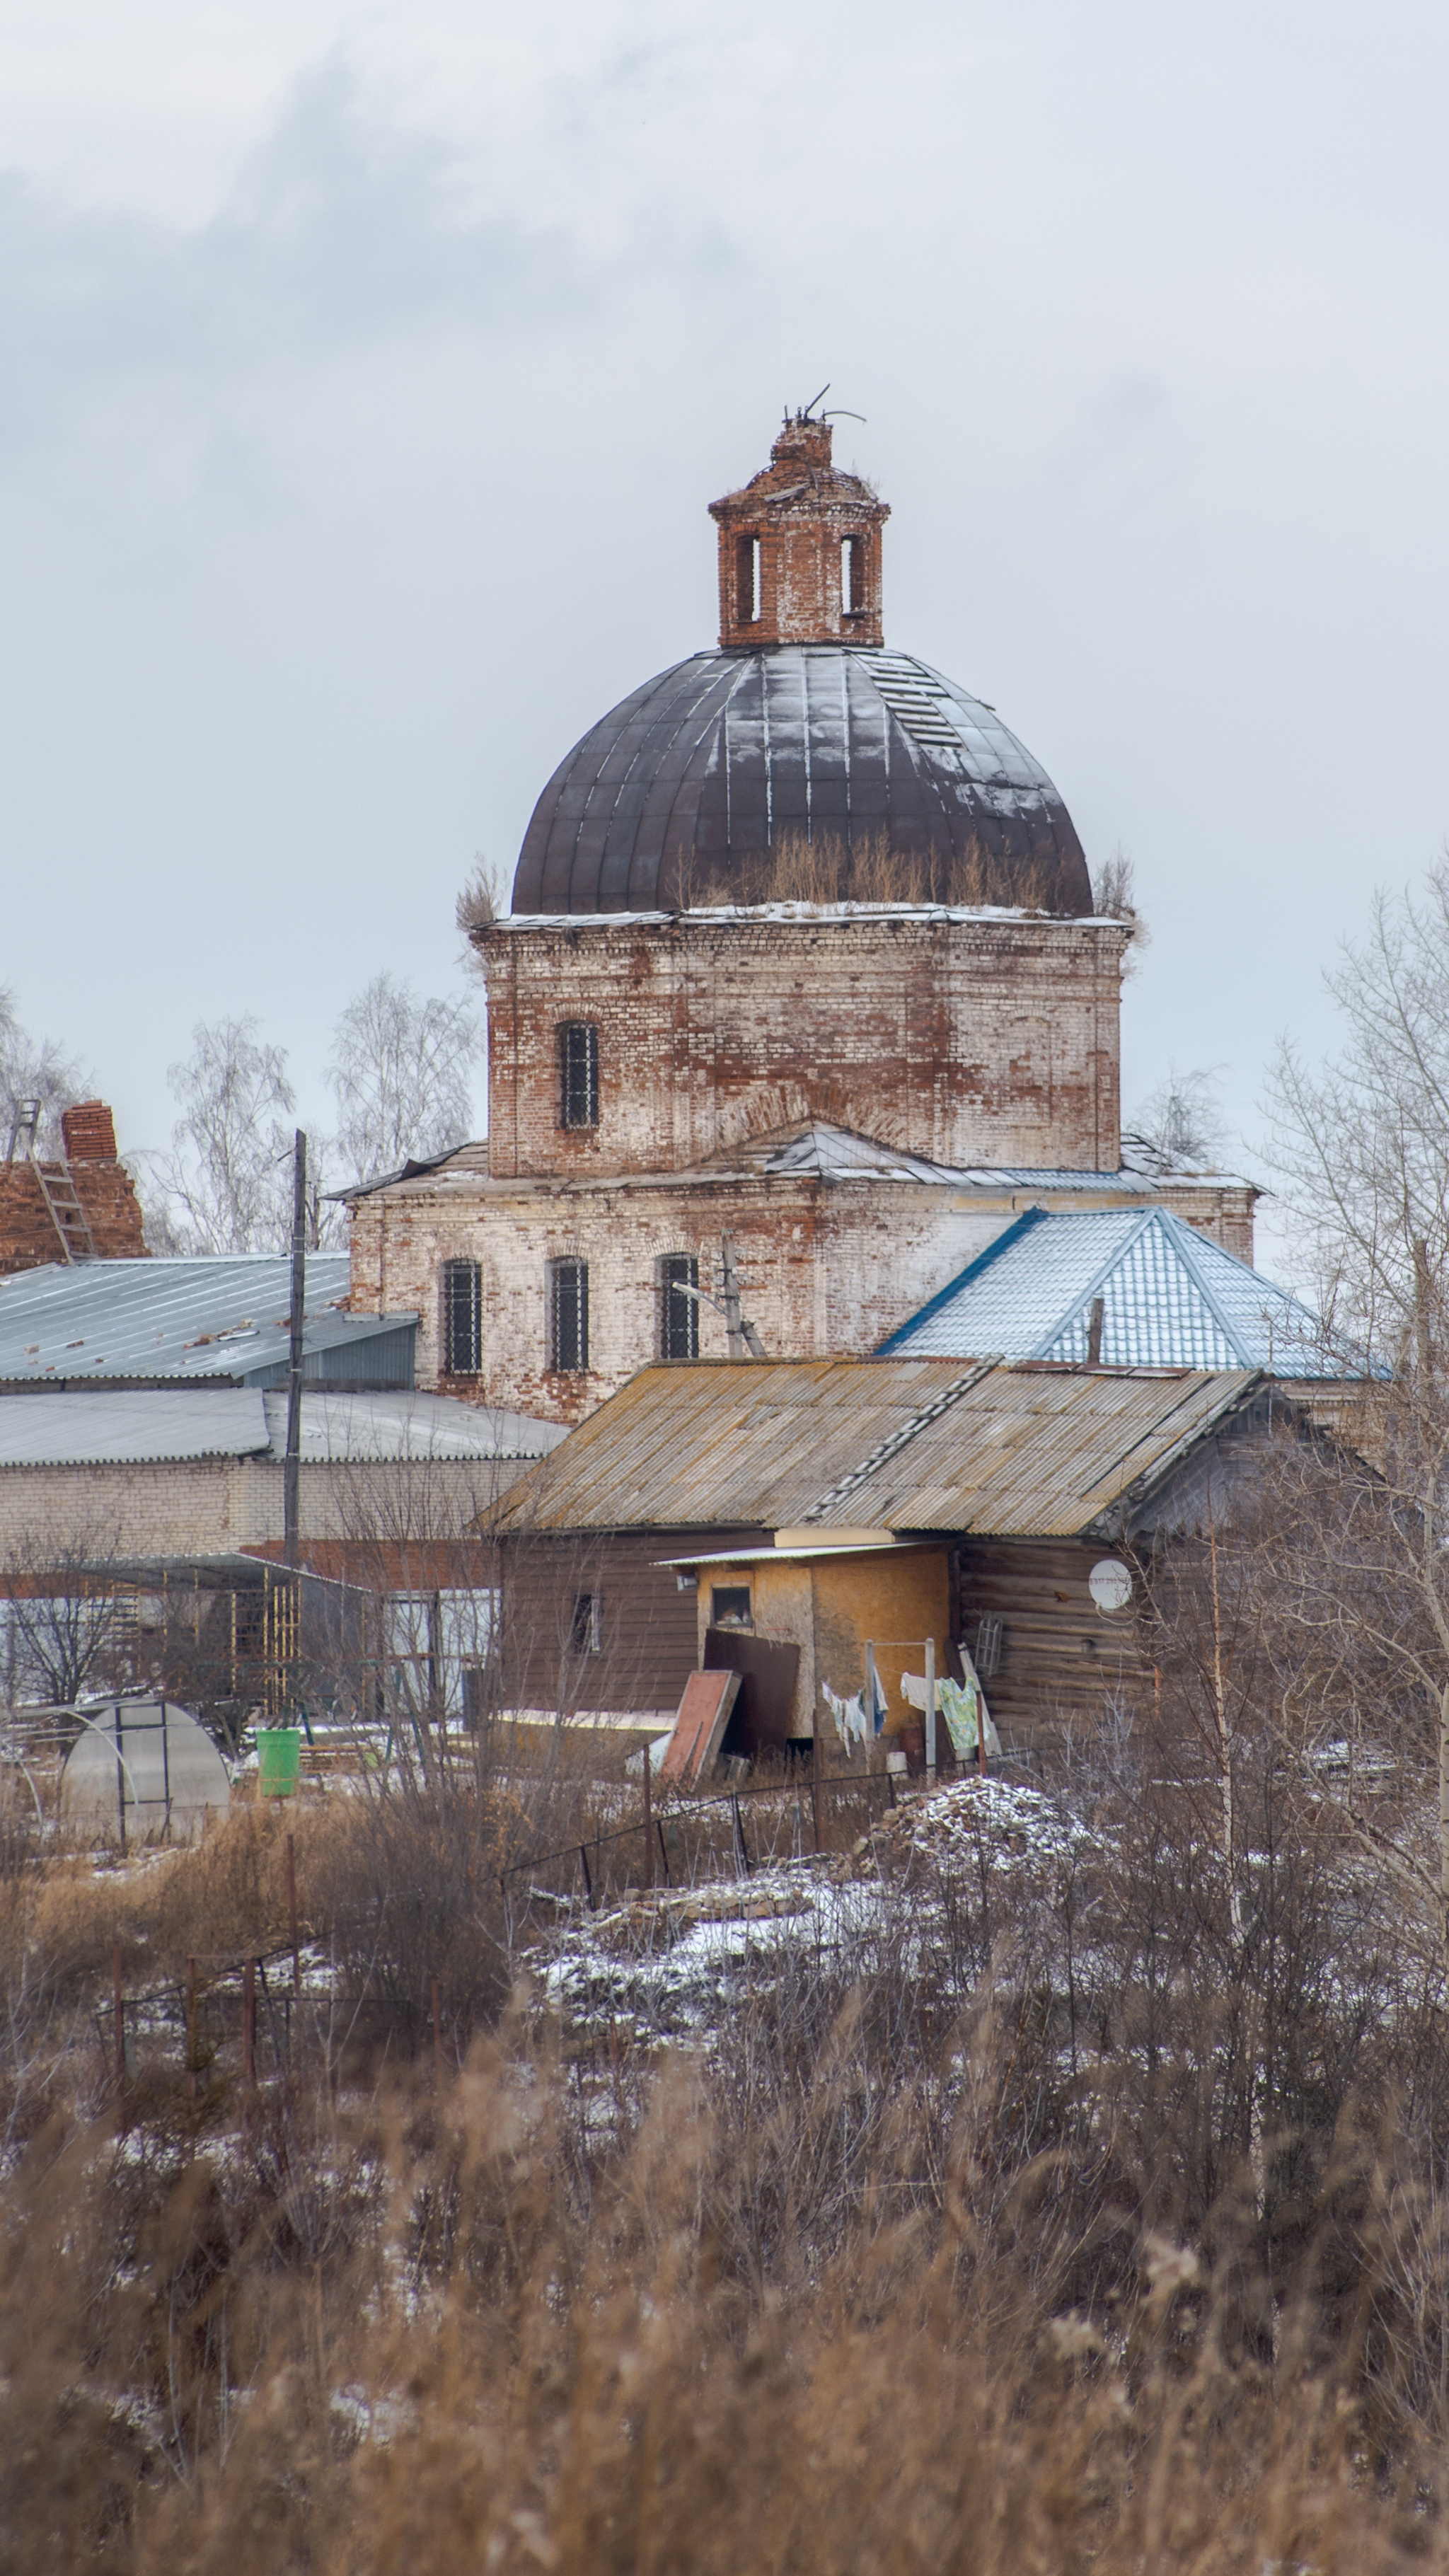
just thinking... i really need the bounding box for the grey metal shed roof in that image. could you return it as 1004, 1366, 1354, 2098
257, 1390, 567, 1463
0, 1386, 565, 1468
877, 1206, 1366, 1377
0, 1388, 270, 1466
0, 1255, 417, 1387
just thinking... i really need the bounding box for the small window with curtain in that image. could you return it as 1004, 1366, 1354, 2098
558, 1022, 600, 1129
661, 1254, 699, 1359
441, 1257, 483, 1375
549, 1259, 589, 1371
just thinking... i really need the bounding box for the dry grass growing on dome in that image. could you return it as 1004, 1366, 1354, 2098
679, 828, 1065, 914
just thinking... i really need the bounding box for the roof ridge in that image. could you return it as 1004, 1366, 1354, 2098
798, 1360, 998, 1523
1041, 1206, 1158, 1359
1151, 1207, 1258, 1368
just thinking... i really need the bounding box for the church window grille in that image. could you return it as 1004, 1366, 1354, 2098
549, 1259, 589, 1372
841, 533, 865, 620
662, 1254, 699, 1359
559, 1021, 600, 1128
441, 1257, 483, 1375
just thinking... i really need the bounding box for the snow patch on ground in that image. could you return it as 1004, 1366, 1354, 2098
537, 1776, 1085, 2043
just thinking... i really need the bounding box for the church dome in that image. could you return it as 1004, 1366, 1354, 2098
511, 414, 1092, 918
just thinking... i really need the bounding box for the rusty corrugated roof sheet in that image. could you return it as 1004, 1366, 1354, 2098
489, 1358, 1260, 1541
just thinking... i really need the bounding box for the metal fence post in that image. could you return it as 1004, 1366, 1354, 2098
287, 1832, 301, 1996
811, 1719, 823, 1854
243, 1957, 257, 2091
112, 1942, 126, 2098
642, 1736, 654, 1888
925, 1637, 937, 1782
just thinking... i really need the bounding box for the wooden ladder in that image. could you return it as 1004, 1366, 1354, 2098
34, 1159, 98, 1263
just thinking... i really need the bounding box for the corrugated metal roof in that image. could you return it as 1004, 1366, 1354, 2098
490, 1358, 1260, 1542
0, 1255, 417, 1385
878, 1206, 1360, 1377
256, 1390, 567, 1463
0, 1386, 564, 1468
0, 1388, 269, 1466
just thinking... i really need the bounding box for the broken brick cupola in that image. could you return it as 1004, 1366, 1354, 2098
514, 410, 1092, 915
709, 410, 889, 650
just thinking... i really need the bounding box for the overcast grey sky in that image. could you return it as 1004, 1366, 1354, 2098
1, 0, 1445, 1265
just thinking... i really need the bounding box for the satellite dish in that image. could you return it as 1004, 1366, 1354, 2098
1089, 1559, 1133, 1614
61, 1699, 230, 1842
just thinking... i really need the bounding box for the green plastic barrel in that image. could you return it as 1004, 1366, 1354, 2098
258, 1726, 302, 1798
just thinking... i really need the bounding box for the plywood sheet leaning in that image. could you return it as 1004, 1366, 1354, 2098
660, 1668, 741, 1787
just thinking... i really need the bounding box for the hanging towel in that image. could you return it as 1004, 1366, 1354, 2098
901, 1667, 1001, 1758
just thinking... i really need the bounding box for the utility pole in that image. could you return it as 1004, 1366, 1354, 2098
719, 1234, 767, 1360
284, 1129, 306, 1570
720, 1232, 744, 1358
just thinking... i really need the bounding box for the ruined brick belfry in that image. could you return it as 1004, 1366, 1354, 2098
346, 408, 1254, 1421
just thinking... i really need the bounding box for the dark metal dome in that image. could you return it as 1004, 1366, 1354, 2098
512, 645, 1091, 916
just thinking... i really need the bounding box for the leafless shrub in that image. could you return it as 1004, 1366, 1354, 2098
456, 854, 509, 942
1092, 842, 1150, 970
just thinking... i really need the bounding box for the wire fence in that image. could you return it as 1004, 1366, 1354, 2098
500, 1765, 902, 1924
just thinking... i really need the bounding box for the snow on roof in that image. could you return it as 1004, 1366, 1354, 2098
879, 1206, 1363, 1377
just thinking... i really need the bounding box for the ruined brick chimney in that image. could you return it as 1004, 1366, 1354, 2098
710, 410, 890, 651
0, 1097, 149, 1276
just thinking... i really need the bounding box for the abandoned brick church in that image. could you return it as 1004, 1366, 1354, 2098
345, 411, 1254, 1422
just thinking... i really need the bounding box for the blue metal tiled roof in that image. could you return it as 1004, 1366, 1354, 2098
878, 1207, 1361, 1377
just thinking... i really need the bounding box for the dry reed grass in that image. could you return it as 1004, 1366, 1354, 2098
4, 1638, 1449, 2568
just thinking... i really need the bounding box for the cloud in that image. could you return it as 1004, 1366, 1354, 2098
0, 56, 596, 452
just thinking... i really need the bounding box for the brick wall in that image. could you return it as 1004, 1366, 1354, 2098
0, 1454, 535, 1562
0, 1099, 149, 1277
347, 1162, 1257, 1425
480, 907, 1128, 1185
708, 415, 889, 649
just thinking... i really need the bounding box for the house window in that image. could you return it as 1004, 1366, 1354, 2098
662, 1254, 700, 1359
570, 1592, 601, 1654
441, 1257, 483, 1375
549, 1259, 589, 1372
710, 1585, 753, 1629
841, 533, 865, 620
558, 1021, 599, 1129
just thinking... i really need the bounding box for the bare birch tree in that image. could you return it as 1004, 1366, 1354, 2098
142, 1016, 296, 1253
1261, 859, 1449, 1360
1258, 857, 1449, 1961
0, 988, 86, 1159
327, 971, 479, 1188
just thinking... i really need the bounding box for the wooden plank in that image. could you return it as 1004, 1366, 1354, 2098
659, 1670, 741, 1786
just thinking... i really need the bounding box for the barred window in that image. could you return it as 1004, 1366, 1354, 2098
661, 1254, 699, 1360
549, 1259, 589, 1372
558, 1021, 600, 1129
441, 1257, 483, 1375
